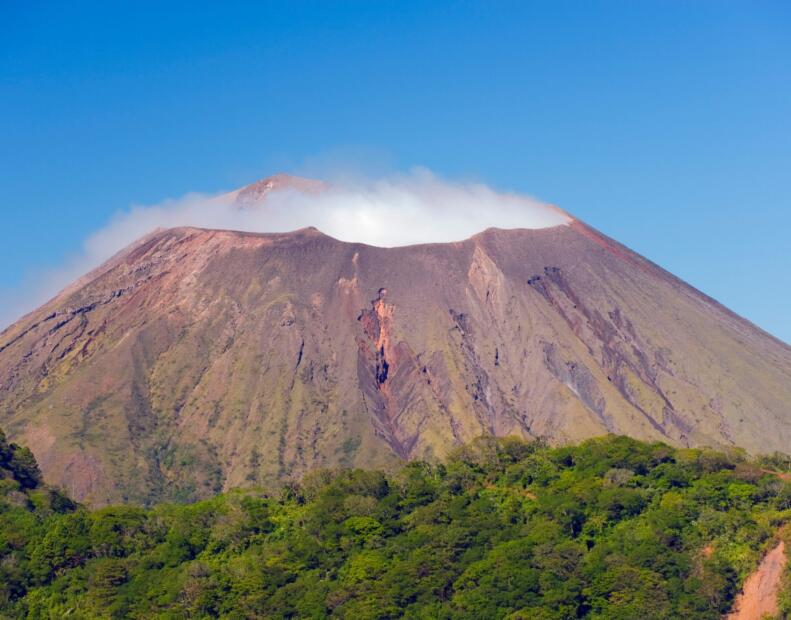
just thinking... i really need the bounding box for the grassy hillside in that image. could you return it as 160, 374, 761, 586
2, 431, 791, 618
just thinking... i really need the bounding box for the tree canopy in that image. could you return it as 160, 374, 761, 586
1, 431, 790, 618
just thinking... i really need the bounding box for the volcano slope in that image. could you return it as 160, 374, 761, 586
1, 216, 790, 504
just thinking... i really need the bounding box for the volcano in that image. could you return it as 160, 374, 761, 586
1, 175, 790, 505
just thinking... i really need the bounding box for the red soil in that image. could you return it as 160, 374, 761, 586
726, 540, 787, 620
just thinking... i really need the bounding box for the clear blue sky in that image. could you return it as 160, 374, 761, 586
1, 1, 790, 342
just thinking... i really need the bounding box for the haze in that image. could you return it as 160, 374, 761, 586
0, 170, 568, 329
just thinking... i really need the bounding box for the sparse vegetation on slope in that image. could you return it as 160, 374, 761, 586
5, 225, 791, 507
2, 432, 791, 618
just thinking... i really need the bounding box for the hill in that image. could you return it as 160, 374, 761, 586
2, 432, 791, 618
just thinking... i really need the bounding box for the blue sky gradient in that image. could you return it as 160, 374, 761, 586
1, 1, 790, 342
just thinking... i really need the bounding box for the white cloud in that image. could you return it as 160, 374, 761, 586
0, 168, 567, 329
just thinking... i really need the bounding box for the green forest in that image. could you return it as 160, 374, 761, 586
2, 428, 791, 619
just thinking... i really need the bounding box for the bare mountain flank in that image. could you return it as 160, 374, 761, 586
1, 177, 790, 505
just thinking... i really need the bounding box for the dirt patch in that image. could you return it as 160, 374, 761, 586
725, 540, 786, 620
762, 469, 791, 482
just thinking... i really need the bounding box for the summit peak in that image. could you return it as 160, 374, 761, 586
233, 173, 327, 207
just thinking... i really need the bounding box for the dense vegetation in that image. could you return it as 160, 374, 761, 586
2, 429, 791, 619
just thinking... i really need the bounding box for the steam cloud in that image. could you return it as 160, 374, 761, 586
0, 168, 568, 329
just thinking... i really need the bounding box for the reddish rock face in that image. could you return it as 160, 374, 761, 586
232, 173, 327, 207
1, 193, 790, 505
